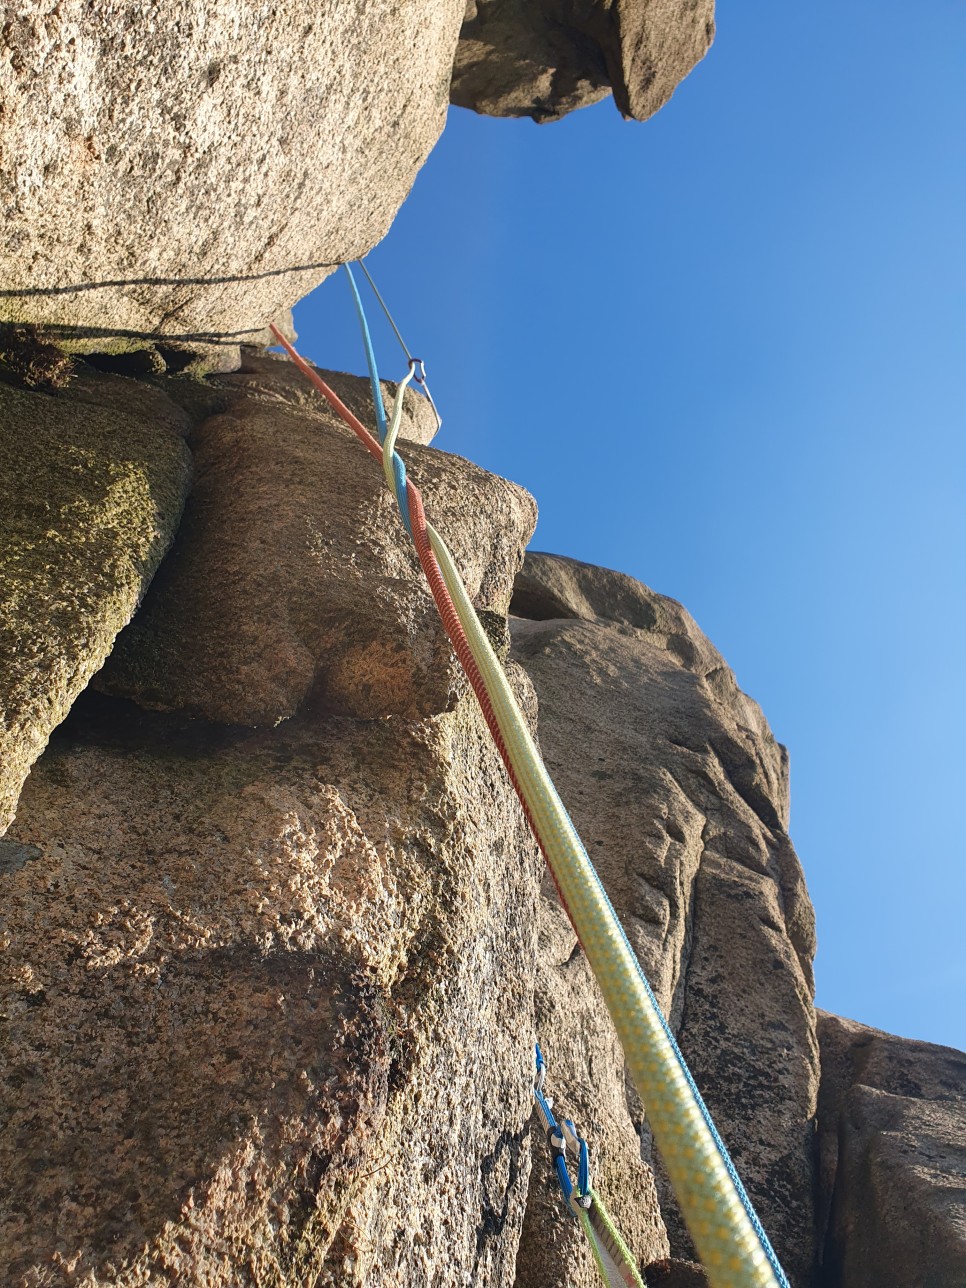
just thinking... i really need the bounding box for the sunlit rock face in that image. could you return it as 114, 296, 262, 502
0, 0, 713, 363
509, 552, 818, 1288
96, 351, 536, 726
0, 0, 465, 347
0, 349, 542, 1283
0, 682, 543, 1287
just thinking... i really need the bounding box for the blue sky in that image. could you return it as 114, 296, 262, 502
294, 1, 965, 1050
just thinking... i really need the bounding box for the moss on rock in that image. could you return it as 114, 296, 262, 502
0, 371, 192, 831
0, 324, 75, 392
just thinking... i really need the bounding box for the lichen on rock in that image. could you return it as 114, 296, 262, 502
0, 324, 75, 391
0, 370, 192, 833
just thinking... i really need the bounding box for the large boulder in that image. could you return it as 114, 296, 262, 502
97, 352, 536, 725
0, 0, 465, 346
0, 673, 543, 1285
452, 0, 715, 122
0, 371, 191, 833
816, 1011, 966, 1288
510, 552, 818, 1287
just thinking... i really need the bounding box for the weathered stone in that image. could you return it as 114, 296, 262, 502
97, 353, 535, 725
670, 839, 816, 1283
515, 886, 670, 1288
513, 550, 731, 670
216, 350, 441, 446
452, 0, 715, 123
644, 1260, 710, 1288
817, 1011, 966, 1288
77, 341, 246, 379
0, 676, 542, 1286
247, 310, 299, 352
510, 552, 818, 1287
0, 372, 192, 833
0, 0, 465, 344
0, 324, 75, 391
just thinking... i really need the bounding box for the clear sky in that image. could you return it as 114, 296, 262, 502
293, 1, 965, 1050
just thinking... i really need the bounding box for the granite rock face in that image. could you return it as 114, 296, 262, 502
514, 886, 671, 1288
644, 1262, 711, 1288
452, 0, 715, 122
510, 552, 818, 1287
98, 352, 536, 725
0, 675, 542, 1286
0, 351, 546, 1286
5, 347, 958, 1287
816, 1011, 966, 1288
0, 371, 191, 833
1, 0, 714, 356
0, 0, 465, 346
205, 350, 442, 447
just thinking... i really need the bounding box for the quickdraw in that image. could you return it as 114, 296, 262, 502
533, 1044, 646, 1288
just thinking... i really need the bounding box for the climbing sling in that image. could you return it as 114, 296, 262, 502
269, 264, 791, 1288
533, 1044, 646, 1288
